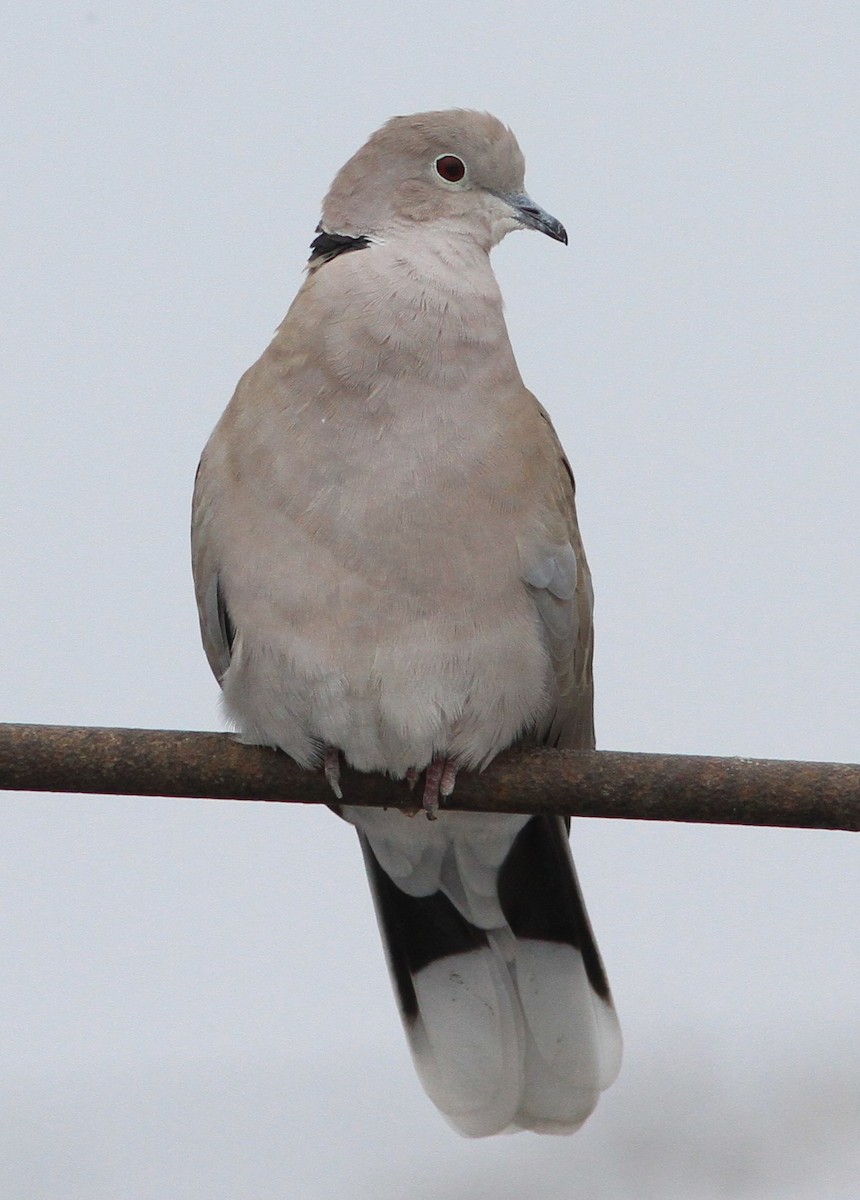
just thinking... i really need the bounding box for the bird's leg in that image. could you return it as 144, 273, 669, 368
422, 761, 443, 819
422, 757, 458, 820
323, 746, 343, 800
439, 759, 459, 797
405, 766, 419, 791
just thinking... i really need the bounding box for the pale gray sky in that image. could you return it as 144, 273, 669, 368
3, 3, 858, 1197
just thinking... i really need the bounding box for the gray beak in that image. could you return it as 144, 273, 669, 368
502, 192, 568, 244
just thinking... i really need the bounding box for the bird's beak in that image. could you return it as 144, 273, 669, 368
501, 192, 568, 244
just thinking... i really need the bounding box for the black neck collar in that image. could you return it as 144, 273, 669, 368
308, 227, 371, 265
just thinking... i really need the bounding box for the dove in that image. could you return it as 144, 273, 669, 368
192, 109, 621, 1136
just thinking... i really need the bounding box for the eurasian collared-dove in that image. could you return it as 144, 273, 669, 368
192, 109, 622, 1137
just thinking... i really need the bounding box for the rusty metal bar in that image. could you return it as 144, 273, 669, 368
0, 722, 857, 831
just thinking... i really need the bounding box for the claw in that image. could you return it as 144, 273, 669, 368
422, 761, 442, 820
421, 757, 457, 820
323, 747, 343, 800
439, 760, 458, 797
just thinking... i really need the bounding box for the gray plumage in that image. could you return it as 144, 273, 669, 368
192, 109, 621, 1136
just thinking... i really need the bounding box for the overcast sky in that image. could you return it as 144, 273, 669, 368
3, 3, 859, 1197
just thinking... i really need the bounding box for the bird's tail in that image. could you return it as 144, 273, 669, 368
358, 814, 622, 1137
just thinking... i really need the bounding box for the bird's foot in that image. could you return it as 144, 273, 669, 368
323, 747, 343, 800
421, 757, 458, 820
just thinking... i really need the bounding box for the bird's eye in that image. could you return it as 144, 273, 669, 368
434, 154, 466, 183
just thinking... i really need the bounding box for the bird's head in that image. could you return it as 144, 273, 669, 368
319, 109, 567, 253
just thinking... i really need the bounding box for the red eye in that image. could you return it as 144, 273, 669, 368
434, 154, 466, 183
